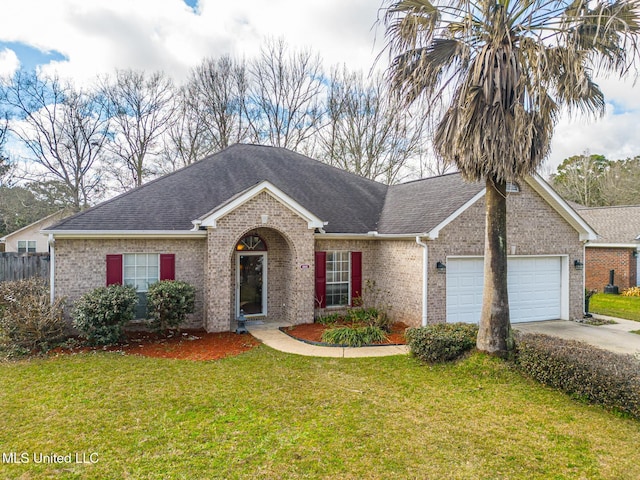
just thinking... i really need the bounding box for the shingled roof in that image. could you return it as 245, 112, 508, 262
575, 205, 640, 244
50, 144, 485, 236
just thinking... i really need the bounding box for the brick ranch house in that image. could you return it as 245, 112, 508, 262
43, 144, 596, 331
574, 205, 640, 292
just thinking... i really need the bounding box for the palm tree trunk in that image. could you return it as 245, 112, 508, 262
477, 176, 513, 357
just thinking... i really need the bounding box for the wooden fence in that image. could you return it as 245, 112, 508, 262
0, 252, 50, 283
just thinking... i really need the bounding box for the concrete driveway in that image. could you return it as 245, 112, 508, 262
513, 315, 640, 356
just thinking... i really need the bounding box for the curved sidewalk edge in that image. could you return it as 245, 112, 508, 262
247, 327, 410, 358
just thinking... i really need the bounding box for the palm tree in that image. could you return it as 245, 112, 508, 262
382, 0, 640, 356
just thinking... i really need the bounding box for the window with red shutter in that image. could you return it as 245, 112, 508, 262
160, 254, 175, 281
315, 251, 327, 308
106, 254, 123, 286
350, 251, 362, 305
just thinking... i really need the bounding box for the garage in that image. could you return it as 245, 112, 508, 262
446, 256, 563, 324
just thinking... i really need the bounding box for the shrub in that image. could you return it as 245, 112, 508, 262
0, 278, 66, 353
321, 325, 387, 347
621, 286, 640, 297
345, 307, 392, 332
316, 312, 342, 325
515, 332, 640, 418
406, 323, 478, 363
146, 280, 196, 332
72, 284, 138, 345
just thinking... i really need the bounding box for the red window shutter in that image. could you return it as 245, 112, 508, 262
315, 251, 327, 308
160, 254, 175, 281
106, 254, 123, 286
351, 251, 362, 305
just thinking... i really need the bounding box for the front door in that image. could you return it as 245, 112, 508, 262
236, 252, 267, 317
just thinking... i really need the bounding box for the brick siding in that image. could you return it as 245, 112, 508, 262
54, 179, 587, 332
54, 238, 206, 328
585, 247, 637, 291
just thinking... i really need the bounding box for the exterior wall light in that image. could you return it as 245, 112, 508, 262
436, 261, 446, 272
574, 260, 584, 270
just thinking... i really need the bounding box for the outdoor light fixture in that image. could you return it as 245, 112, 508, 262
236, 310, 248, 334
574, 260, 584, 270
436, 261, 446, 272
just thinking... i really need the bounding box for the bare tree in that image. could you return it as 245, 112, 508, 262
191, 56, 253, 150
159, 82, 212, 173
2, 71, 109, 210
0, 115, 13, 186
100, 69, 175, 189
317, 67, 428, 184
248, 38, 323, 151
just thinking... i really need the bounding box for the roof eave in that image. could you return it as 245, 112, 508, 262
42, 230, 208, 239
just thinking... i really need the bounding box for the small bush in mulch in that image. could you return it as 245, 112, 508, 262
72, 284, 138, 346
514, 332, 640, 419
321, 325, 388, 347
0, 278, 66, 356
146, 280, 196, 332
405, 323, 478, 363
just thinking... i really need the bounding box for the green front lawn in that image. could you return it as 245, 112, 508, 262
589, 293, 640, 322
2, 348, 639, 479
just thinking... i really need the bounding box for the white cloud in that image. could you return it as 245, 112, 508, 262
546, 76, 640, 173
0, 0, 382, 85
0, 48, 20, 81
1, 0, 638, 175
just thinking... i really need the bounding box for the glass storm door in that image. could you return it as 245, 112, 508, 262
236, 252, 267, 317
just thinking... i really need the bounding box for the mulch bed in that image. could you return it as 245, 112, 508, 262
282, 322, 408, 345
49, 322, 408, 361
50, 329, 260, 361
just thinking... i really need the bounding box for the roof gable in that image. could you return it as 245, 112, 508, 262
197, 181, 325, 230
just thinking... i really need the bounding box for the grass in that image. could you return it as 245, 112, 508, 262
588, 293, 640, 321
2, 348, 640, 479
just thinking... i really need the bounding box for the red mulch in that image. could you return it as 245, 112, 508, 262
282, 321, 408, 345
49, 322, 408, 361
50, 330, 260, 361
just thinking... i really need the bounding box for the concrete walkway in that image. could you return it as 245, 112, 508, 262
514, 315, 640, 356
246, 320, 410, 358
247, 315, 640, 358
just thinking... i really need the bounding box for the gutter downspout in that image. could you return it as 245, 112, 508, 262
415, 236, 428, 327
48, 234, 55, 304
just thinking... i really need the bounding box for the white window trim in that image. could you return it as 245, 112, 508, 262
326, 251, 351, 308
123, 253, 160, 292
17, 240, 37, 253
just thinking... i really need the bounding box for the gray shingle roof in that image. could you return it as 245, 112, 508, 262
50, 144, 485, 235
378, 174, 484, 234
575, 205, 640, 244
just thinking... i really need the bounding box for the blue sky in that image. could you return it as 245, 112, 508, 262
0, 0, 638, 171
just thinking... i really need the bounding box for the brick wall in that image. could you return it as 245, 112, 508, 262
585, 247, 637, 291
427, 180, 585, 324
54, 238, 207, 328
206, 191, 315, 332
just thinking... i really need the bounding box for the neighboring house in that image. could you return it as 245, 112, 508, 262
43, 144, 596, 331
574, 205, 640, 291
1, 210, 71, 253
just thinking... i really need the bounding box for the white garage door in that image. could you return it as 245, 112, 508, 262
446, 257, 562, 324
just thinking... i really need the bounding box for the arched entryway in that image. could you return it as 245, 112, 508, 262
235, 233, 267, 316
231, 228, 296, 323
